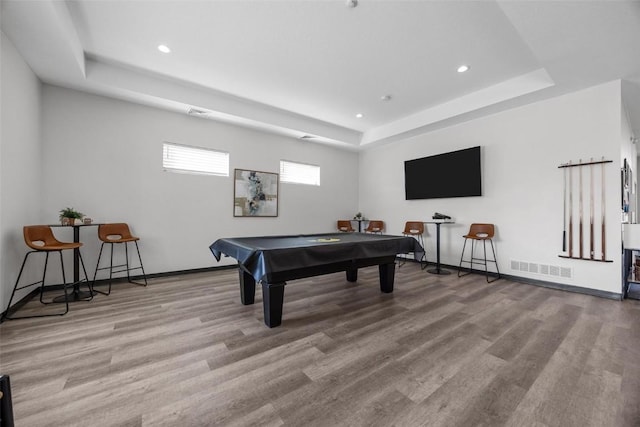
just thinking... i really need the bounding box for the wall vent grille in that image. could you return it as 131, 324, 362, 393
510, 259, 571, 279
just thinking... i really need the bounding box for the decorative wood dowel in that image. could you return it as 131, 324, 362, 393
559, 157, 611, 261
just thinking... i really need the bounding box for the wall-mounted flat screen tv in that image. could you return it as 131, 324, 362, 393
404, 146, 481, 200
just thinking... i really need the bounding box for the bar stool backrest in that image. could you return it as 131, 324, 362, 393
465, 223, 495, 240
365, 220, 384, 233
403, 221, 424, 235
98, 223, 138, 242
337, 220, 355, 232
23, 226, 65, 250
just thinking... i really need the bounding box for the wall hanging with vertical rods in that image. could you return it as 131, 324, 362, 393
558, 157, 613, 262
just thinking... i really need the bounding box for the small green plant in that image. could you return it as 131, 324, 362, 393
59, 207, 84, 220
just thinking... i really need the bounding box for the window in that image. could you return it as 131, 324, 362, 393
162, 142, 229, 176
280, 160, 320, 186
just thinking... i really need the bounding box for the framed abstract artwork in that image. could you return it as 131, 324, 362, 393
233, 169, 279, 217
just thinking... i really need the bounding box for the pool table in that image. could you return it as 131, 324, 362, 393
209, 232, 424, 327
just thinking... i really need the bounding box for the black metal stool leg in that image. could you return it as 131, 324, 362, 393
124, 242, 131, 282
418, 235, 427, 270
491, 240, 501, 277
458, 224, 500, 283
459, 238, 501, 283
4, 251, 70, 320
39, 252, 51, 304
57, 251, 70, 313
77, 250, 93, 299
458, 238, 477, 278
2, 252, 31, 321
109, 243, 115, 294
134, 241, 148, 286
458, 238, 468, 277
92, 242, 115, 296
483, 240, 488, 281
470, 240, 475, 272
92, 242, 110, 295
40, 251, 71, 310
93, 239, 147, 292
485, 239, 501, 283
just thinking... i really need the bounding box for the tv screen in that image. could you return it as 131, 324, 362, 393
404, 146, 481, 200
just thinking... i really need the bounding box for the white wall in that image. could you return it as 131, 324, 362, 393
40, 86, 359, 276
359, 81, 623, 294
0, 31, 43, 311
2, 57, 629, 311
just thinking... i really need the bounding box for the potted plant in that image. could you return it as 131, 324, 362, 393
353, 212, 364, 220
59, 207, 84, 226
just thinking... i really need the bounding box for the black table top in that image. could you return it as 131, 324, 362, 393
210, 232, 424, 283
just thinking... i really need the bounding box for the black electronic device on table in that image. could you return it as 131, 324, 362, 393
432, 212, 451, 220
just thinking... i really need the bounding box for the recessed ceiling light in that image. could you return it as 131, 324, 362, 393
356, 113, 363, 118
158, 44, 171, 53
457, 65, 470, 73
380, 95, 392, 101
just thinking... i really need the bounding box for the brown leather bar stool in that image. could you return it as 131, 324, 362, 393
2, 225, 92, 320
458, 223, 501, 282
337, 220, 355, 232
364, 220, 384, 234
400, 221, 427, 269
92, 223, 148, 295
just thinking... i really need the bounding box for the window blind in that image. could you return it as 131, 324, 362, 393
280, 160, 320, 186
163, 142, 229, 176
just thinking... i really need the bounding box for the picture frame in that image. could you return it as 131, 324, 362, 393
233, 169, 279, 217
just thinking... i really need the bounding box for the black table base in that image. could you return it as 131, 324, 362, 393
427, 267, 451, 275
239, 257, 397, 328
49, 223, 100, 304
427, 221, 453, 275
52, 288, 94, 303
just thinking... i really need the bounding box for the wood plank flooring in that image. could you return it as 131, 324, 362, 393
1, 263, 639, 426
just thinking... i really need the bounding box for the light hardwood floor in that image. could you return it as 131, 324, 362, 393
1, 263, 639, 426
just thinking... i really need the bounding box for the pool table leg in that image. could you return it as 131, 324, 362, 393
346, 268, 358, 282
239, 269, 255, 305
262, 282, 285, 328
379, 263, 395, 293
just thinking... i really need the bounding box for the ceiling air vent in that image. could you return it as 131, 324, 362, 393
188, 107, 209, 116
